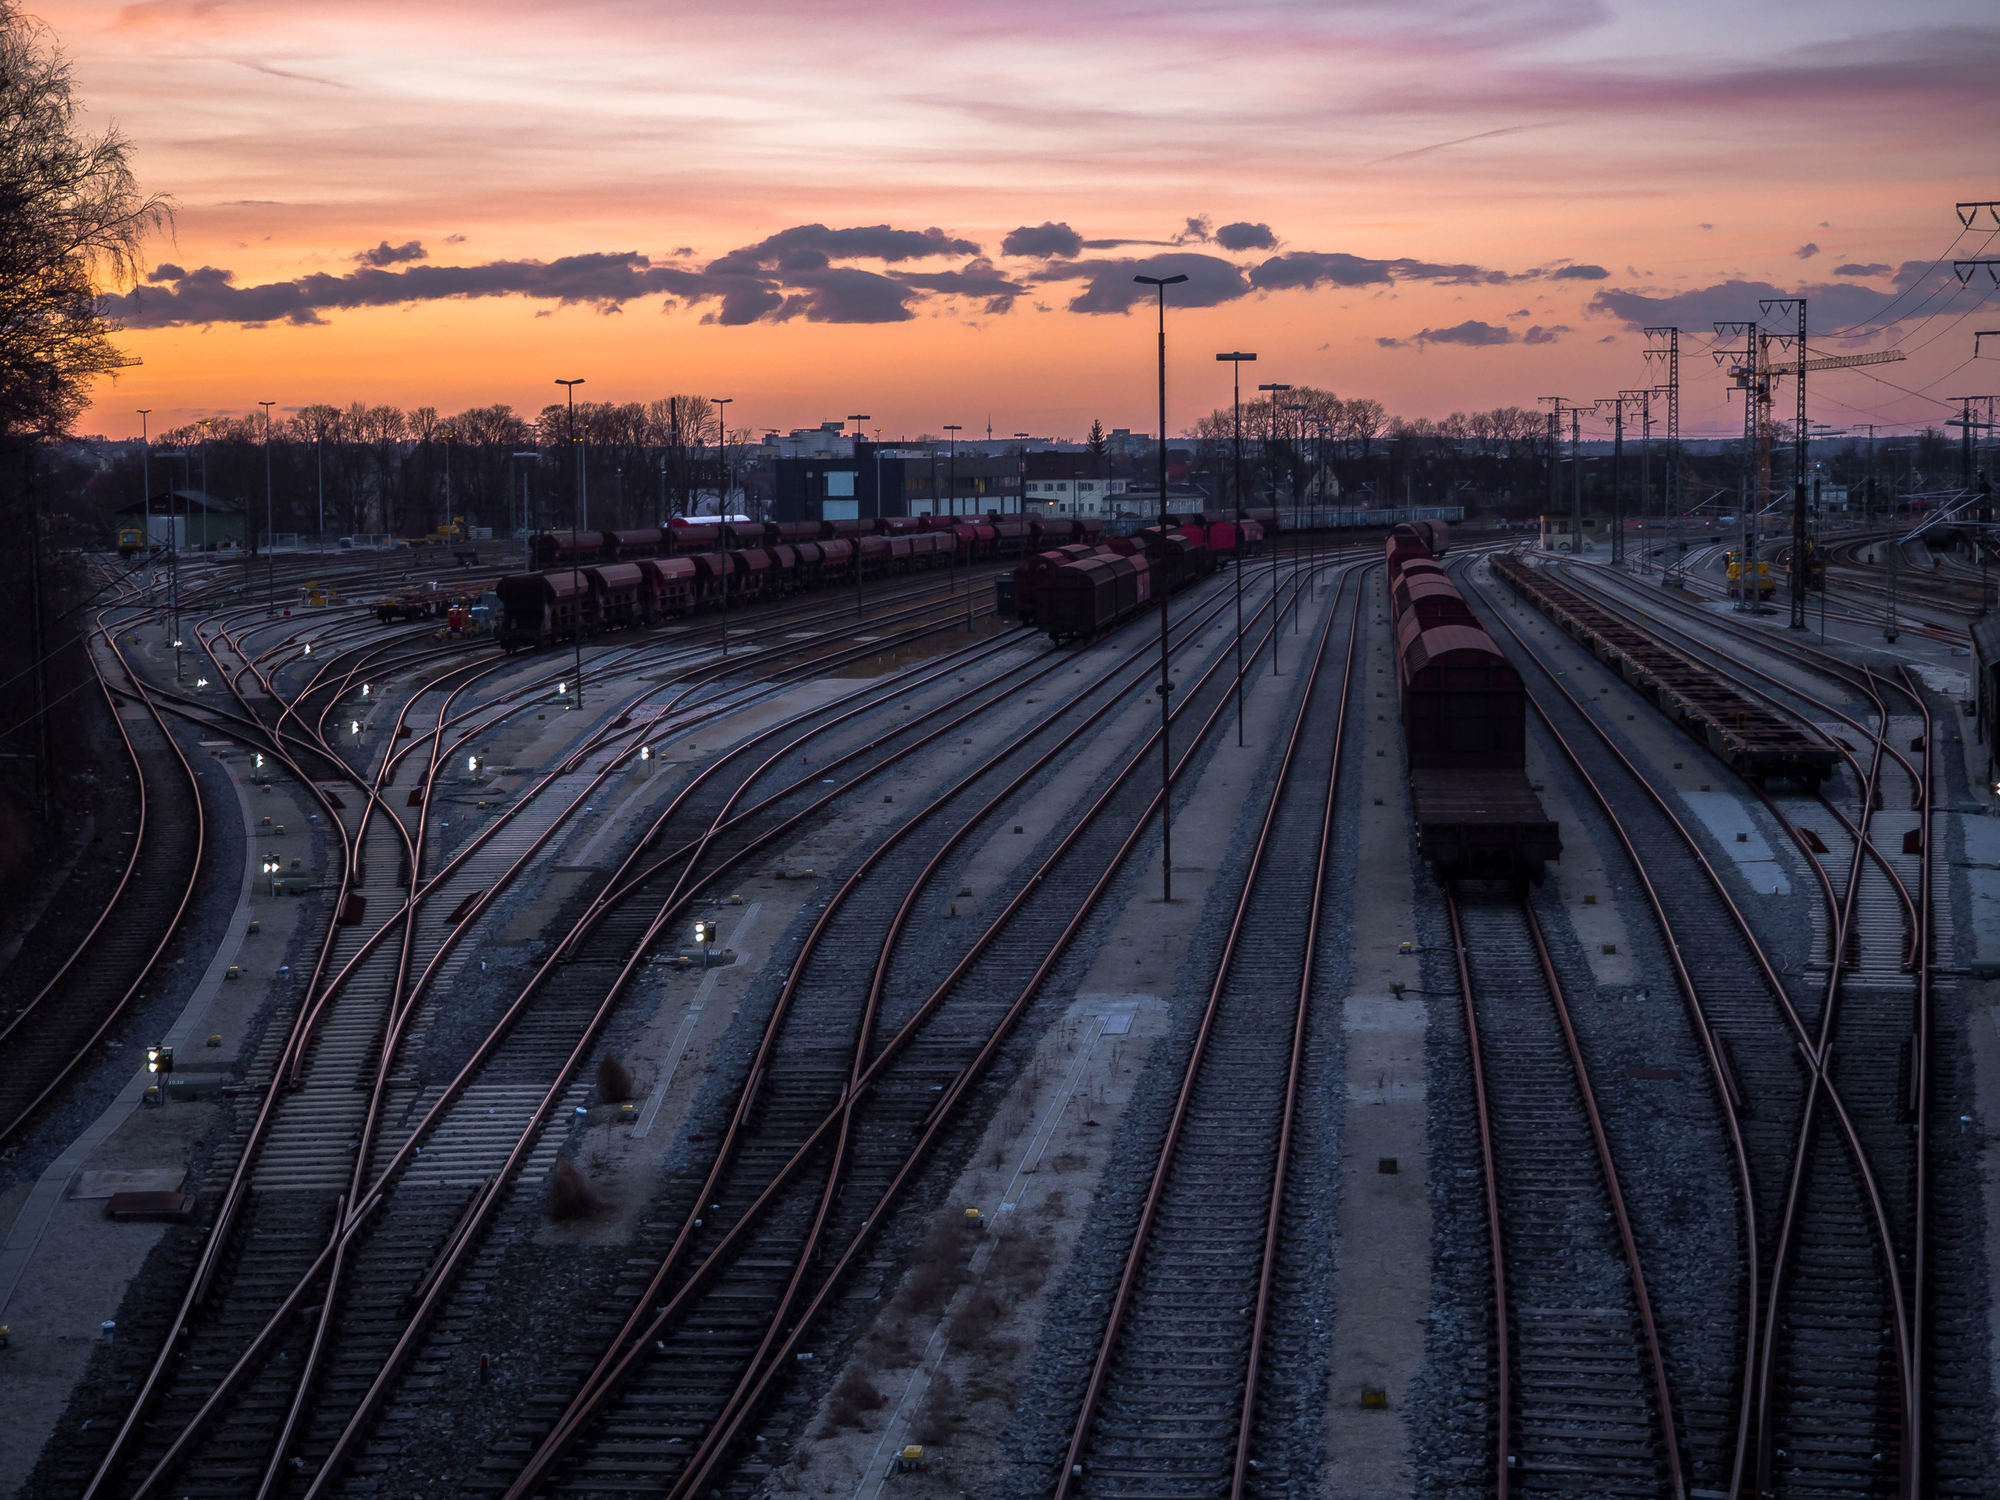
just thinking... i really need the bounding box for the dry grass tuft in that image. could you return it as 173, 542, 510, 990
548, 1158, 598, 1221
595, 1053, 634, 1103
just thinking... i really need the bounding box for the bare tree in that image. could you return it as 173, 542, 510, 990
0, 2, 170, 438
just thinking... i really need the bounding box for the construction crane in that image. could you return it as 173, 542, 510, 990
1743, 348, 1906, 378
1726, 345, 1906, 523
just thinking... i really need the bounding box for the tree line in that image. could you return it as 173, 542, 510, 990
83, 396, 752, 542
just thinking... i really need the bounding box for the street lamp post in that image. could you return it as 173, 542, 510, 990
1258, 382, 1292, 672
944, 425, 964, 625
847, 415, 871, 621
198, 419, 214, 555
1134, 272, 1187, 904
138, 409, 158, 622
1283, 402, 1307, 632
513, 451, 538, 571
713, 397, 733, 659
1216, 352, 1256, 745
259, 401, 276, 613
556, 378, 586, 705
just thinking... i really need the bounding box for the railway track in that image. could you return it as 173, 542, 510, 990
1446, 888, 1679, 1498
1050, 565, 1359, 1499
482, 555, 1341, 1500
49, 561, 1050, 1498
1465, 555, 1937, 1497
0, 604, 206, 1150
1551, 558, 1986, 1495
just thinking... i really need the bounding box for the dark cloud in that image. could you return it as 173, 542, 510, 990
1551, 263, 1608, 280
890, 258, 1026, 313
705, 223, 978, 277
1251, 251, 1396, 291
1523, 323, 1571, 344
1081, 237, 1178, 250
1587, 268, 1952, 333
104, 254, 720, 329
444, 233, 467, 245
1178, 216, 1213, 243
1836, 262, 1892, 277
107, 222, 1000, 330
1795, 242, 1820, 259
1507, 307, 1532, 318
1032, 252, 1251, 314
1214, 221, 1276, 252
1375, 336, 1405, 348
1002, 222, 1083, 259
766, 267, 920, 324
713, 282, 783, 326
1419, 320, 1515, 346
1248, 251, 1516, 292
356, 239, 426, 267
103, 225, 1573, 333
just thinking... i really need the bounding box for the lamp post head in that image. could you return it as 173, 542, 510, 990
1215, 352, 1257, 362
1133, 274, 1189, 287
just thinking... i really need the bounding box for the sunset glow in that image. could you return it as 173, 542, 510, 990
49, 0, 2000, 440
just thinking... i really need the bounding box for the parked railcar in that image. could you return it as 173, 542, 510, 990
1387, 535, 1559, 882
531, 531, 608, 569
1042, 552, 1152, 642
818, 537, 856, 585
991, 519, 1034, 557
667, 523, 724, 555
583, 562, 655, 628
496, 571, 588, 651
856, 535, 892, 579
1012, 544, 1113, 625
637, 556, 698, 614
607, 527, 667, 560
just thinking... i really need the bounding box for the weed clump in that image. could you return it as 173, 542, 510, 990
595, 1053, 634, 1103
549, 1158, 597, 1221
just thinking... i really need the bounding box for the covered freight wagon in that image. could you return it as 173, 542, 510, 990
496, 571, 588, 650
1042, 553, 1150, 642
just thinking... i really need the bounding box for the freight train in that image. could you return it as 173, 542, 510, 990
492, 514, 1107, 652
1036, 524, 1223, 643
526, 514, 1105, 572
1388, 525, 1558, 883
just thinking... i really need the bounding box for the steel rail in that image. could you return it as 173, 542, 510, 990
243, 605, 1051, 1491
1475, 559, 1918, 1495
1469, 564, 1762, 1497
1551, 561, 1927, 966
0, 611, 206, 1147
649, 558, 1348, 1500
1049, 567, 1357, 1500
1445, 890, 1516, 1500
1229, 564, 1359, 1499
123, 550, 1273, 1498
1902, 663, 1935, 1500
114, 582, 1036, 1498
1460, 887, 1688, 1498
499, 555, 1339, 1500
1749, 677, 1893, 1494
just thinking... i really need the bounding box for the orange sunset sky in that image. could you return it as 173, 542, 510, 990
46, 0, 2000, 442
